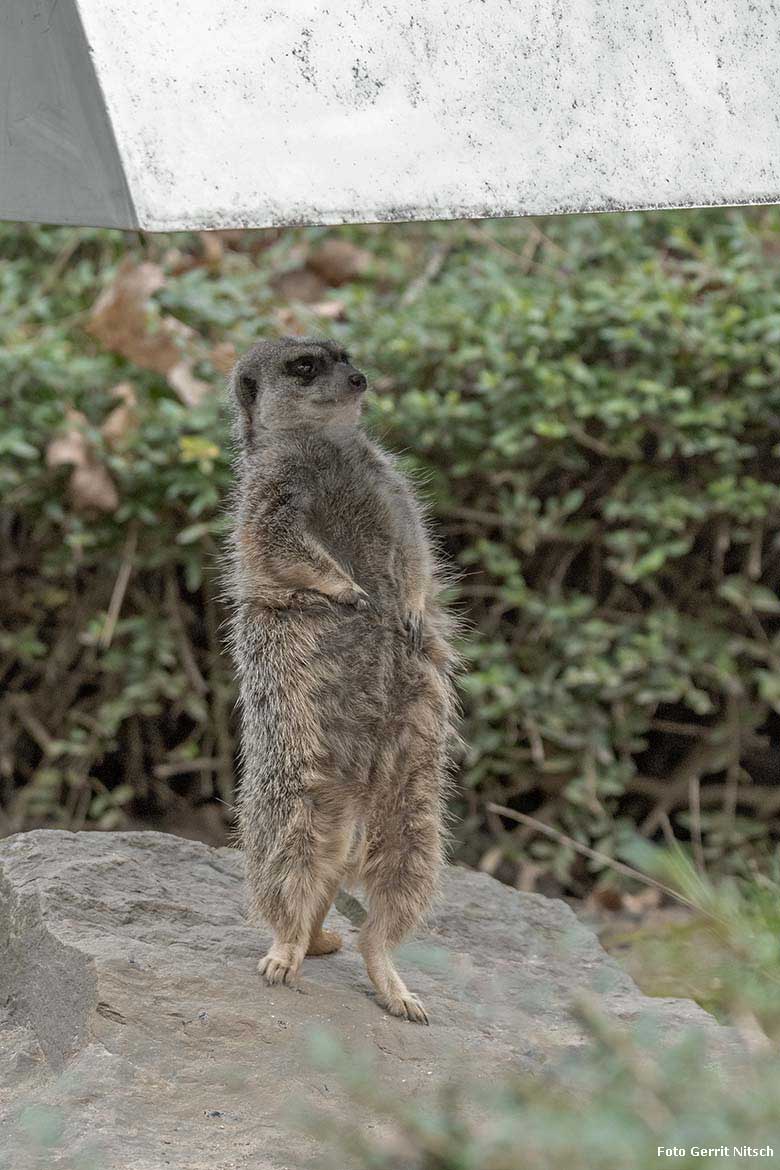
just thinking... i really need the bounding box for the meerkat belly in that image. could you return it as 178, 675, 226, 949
233, 602, 394, 797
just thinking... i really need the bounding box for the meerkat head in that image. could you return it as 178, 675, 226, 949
230, 336, 368, 447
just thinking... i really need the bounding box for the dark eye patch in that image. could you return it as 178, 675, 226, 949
285, 354, 321, 380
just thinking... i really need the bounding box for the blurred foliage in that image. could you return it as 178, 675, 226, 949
614, 840, 780, 1035
304, 856, 780, 1170
2, 209, 780, 890
306, 1014, 780, 1170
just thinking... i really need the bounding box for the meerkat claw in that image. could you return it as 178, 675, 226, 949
337, 586, 371, 611
381, 992, 429, 1025
258, 952, 299, 987
403, 995, 429, 1025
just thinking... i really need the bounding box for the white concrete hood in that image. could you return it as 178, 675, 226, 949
2, 0, 779, 231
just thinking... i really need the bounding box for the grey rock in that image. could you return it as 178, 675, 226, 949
0, 830, 741, 1170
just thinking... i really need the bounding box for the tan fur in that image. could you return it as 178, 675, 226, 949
225, 337, 458, 1024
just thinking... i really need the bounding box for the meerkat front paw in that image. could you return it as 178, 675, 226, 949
288, 588, 325, 609
336, 585, 371, 611
258, 945, 301, 987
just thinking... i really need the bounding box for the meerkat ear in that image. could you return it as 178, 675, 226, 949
231, 368, 260, 450
235, 372, 258, 410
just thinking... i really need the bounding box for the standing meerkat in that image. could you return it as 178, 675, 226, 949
226, 336, 458, 1024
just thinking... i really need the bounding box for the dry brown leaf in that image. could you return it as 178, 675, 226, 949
87, 258, 210, 406
162, 248, 198, 276
622, 887, 662, 915
273, 307, 309, 334
271, 268, 328, 304
310, 299, 347, 321
588, 886, 624, 913
515, 860, 543, 893
586, 885, 663, 916
306, 238, 372, 286
101, 383, 138, 448
243, 230, 283, 256
199, 232, 225, 265
477, 844, 503, 875
46, 409, 90, 469
210, 341, 238, 375
87, 259, 167, 368
47, 409, 119, 513
271, 301, 346, 337
69, 462, 119, 514
215, 229, 246, 248
167, 362, 211, 409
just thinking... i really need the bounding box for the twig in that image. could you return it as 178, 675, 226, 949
71, 783, 92, 832
154, 757, 225, 780
466, 220, 568, 275
633, 776, 780, 818
0, 802, 15, 835
486, 802, 703, 914
723, 694, 741, 832
723, 759, 740, 830
658, 810, 679, 852
100, 522, 139, 649
523, 716, 546, 768
639, 738, 724, 837
567, 422, 615, 458
689, 773, 705, 874
7, 694, 55, 755
466, 223, 541, 273
649, 719, 713, 738
399, 240, 453, 307
443, 505, 519, 529
165, 568, 208, 695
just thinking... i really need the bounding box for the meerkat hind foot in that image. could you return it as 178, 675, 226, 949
360, 934, 430, 1024
306, 928, 343, 957
379, 990, 429, 1025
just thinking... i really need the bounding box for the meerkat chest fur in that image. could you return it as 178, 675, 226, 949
247, 428, 428, 616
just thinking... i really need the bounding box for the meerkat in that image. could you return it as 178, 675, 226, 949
225, 336, 458, 1024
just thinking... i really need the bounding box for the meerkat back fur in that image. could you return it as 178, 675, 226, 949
225, 336, 457, 1024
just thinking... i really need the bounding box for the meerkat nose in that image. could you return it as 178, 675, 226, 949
349, 372, 367, 392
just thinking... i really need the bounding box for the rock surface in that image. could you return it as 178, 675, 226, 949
0, 830, 740, 1170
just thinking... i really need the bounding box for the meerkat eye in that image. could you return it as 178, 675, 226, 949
287, 356, 318, 380
338, 350, 351, 365
239, 373, 258, 399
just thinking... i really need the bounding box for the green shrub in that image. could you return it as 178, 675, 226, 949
2, 210, 780, 888
350, 210, 780, 888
